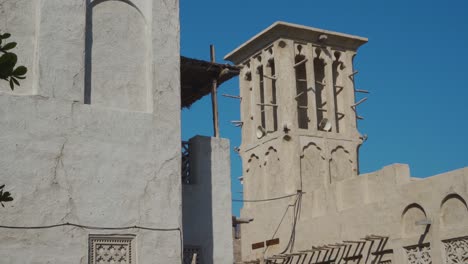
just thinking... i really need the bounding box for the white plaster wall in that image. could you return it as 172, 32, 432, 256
0, 95, 181, 263
0, 0, 182, 262
183, 136, 234, 264
90, 0, 148, 111
0, 0, 38, 94
36, 0, 87, 101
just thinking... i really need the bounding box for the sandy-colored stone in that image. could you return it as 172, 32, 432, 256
225, 21, 468, 264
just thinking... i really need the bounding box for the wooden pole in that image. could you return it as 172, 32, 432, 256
210, 44, 220, 137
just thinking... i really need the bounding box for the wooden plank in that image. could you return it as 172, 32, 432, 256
252, 242, 265, 250
266, 238, 280, 246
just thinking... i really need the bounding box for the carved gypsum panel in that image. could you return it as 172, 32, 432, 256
89, 235, 135, 264
404, 244, 432, 264
443, 236, 468, 264
183, 246, 201, 264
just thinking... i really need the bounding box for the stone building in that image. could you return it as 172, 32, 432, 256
225, 22, 468, 264
0, 1, 235, 263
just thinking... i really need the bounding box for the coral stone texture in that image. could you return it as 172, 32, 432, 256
225, 22, 468, 264
0, 0, 182, 263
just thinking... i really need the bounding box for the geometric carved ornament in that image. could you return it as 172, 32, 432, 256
404, 244, 432, 264
89, 235, 136, 264
443, 236, 468, 264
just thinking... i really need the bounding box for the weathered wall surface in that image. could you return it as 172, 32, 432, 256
240, 163, 468, 263
0, 0, 182, 263
183, 136, 234, 264
226, 22, 468, 264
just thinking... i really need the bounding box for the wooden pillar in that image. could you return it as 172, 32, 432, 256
210, 45, 220, 138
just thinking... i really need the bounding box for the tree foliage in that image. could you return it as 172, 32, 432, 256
0, 185, 13, 207
0, 32, 27, 90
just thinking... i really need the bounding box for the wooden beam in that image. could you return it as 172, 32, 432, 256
210, 45, 220, 137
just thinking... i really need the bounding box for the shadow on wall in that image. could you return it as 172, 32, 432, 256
401, 203, 430, 244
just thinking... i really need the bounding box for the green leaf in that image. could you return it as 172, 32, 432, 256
0, 33, 11, 39
0, 53, 18, 78
0, 53, 17, 66
9, 78, 14, 90
16, 76, 26, 80
12, 77, 19, 86
13, 66, 27, 76
0, 185, 4, 189
2, 42, 17, 51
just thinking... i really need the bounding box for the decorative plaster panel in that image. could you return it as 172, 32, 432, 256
443, 236, 468, 264
404, 244, 431, 264
89, 235, 136, 264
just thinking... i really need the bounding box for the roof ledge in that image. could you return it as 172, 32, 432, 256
225, 21, 368, 65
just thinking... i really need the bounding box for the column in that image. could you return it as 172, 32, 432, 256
342, 51, 359, 135
240, 61, 253, 145
323, 47, 337, 133
263, 48, 275, 133
305, 44, 317, 132
275, 39, 297, 130
251, 54, 264, 131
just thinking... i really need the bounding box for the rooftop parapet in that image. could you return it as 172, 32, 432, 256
225, 21, 368, 64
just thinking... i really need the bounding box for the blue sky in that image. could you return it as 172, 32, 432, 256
180, 0, 468, 216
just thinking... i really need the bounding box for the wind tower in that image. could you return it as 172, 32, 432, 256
225, 22, 368, 260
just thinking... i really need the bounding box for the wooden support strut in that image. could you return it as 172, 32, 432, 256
349, 71, 359, 78
222, 94, 242, 100
355, 89, 369, 94
294, 58, 308, 68
263, 74, 277, 80
257, 103, 278, 107
210, 45, 220, 138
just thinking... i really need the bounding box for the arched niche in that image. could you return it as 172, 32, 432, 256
440, 193, 468, 229
300, 142, 325, 190
86, 0, 149, 112
329, 146, 353, 183
264, 147, 281, 197
401, 203, 428, 237
245, 154, 260, 201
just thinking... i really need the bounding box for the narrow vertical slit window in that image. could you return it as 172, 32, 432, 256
258, 66, 266, 129
269, 59, 278, 131
332, 61, 340, 133
295, 54, 308, 129
332, 51, 345, 133
314, 57, 326, 131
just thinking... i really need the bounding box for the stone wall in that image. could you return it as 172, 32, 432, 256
0, 0, 182, 263
239, 164, 468, 263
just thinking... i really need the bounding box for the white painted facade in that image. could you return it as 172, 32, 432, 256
0, 0, 182, 263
